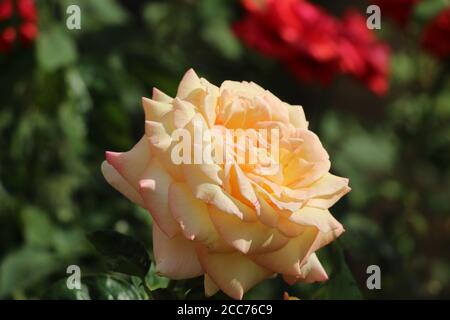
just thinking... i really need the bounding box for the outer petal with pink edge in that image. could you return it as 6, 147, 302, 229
105, 136, 151, 191
101, 161, 145, 207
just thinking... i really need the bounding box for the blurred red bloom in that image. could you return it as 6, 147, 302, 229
0, 26, 16, 52
0, 0, 38, 54
233, 0, 390, 95
373, 0, 421, 27
0, 0, 13, 20
17, 0, 36, 21
338, 10, 390, 96
421, 7, 450, 59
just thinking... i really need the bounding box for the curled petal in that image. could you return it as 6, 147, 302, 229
101, 161, 145, 207
152, 87, 173, 103
209, 204, 289, 254
204, 274, 220, 297
153, 224, 203, 280
169, 182, 215, 241
196, 244, 273, 300
249, 227, 318, 276
282, 253, 328, 285
105, 136, 151, 191
177, 68, 203, 100
142, 98, 172, 122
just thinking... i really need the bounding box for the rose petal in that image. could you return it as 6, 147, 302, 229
152, 87, 173, 103
249, 227, 318, 276
209, 204, 289, 254
204, 274, 220, 297
139, 159, 180, 238
105, 136, 151, 191
101, 161, 145, 207
153, 224, 203, 279
196, 244, 273, 300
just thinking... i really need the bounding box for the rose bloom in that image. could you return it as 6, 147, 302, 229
421, 7, 450, 59
373, 0, 421, 27
102, 69, 350, 299
233, 0, 390, 96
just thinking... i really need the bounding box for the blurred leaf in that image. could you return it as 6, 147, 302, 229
21, 206, 54, 248
0, 248, 60, 298
413, 0, 450, 24
37, 27, 77, 71
88, 230, 150, 278
47, 274, 145, 300
313, 244, 363, 300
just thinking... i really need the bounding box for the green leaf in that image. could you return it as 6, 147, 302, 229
0, 248, 60, 298
87, 230, 151, 278
37, 27, 77, 71
313, 244, 363, 300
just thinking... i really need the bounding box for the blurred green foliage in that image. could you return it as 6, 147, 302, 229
0, 0, 449, 299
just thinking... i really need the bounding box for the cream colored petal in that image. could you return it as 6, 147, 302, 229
105, 136, 151, 191
287, 104, 308, 129
173, 98, 197, 128
145, 121, 172, 151
176, 68, 203, 99
204, 274, 220, 297
209, 204, 289, 254
139, 159, 180, 238
169, 182, 229, 253
142, 97, 172, 122
196, 245, 273, 300
153, 224, 203, 280
101, 161, 145, 207
152, 87, 173, 103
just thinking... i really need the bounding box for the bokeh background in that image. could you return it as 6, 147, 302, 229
0, 0, 449, 299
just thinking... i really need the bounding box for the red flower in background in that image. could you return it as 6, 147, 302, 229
338, 10, 390, 96
372, 0, 421, 27
233, 0, 390, 95
0, 0, 38, 54
421, 7, 450, 60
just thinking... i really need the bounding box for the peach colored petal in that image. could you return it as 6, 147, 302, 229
255, 193, 280, 228
204, 274, 220, 297
282, 253, 328, 285
249, 227, 318, 276
101, 161, 145, 207
139, 159, 180, 238
196, 244, 273, 300
153, 224, 203, 280
288, 207, 343, 233
168, 182, 231, 253
209, 204, 289, 254
105, 136, 151, 191
278, 215, 307, 237
307, 186, 351, 209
